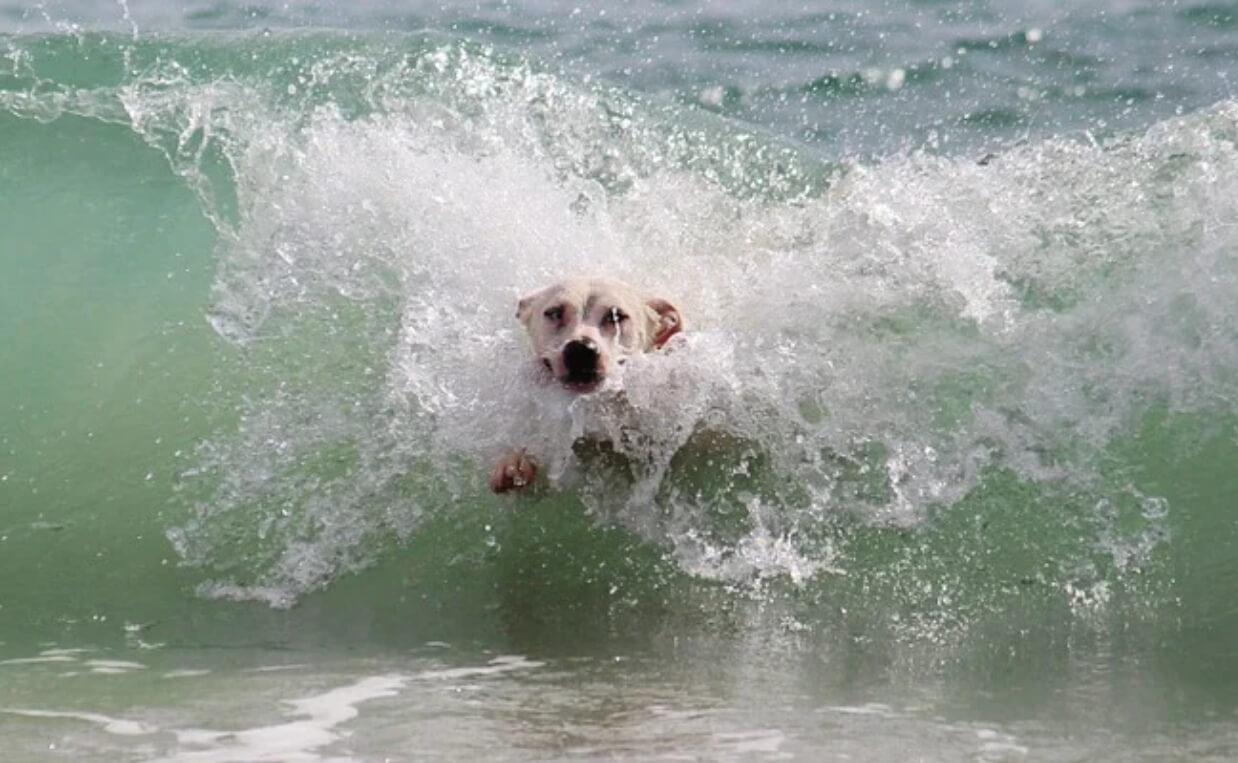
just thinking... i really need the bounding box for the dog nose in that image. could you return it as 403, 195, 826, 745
563, 338, 599, 377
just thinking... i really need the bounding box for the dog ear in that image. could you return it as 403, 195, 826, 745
646, 298, 683, 349
516, 287, 549, 325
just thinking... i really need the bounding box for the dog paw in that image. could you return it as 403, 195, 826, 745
491, 449, 537, 493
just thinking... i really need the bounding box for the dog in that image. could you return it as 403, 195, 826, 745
490, 277, 683, 493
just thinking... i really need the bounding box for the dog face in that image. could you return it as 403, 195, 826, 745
516, 278, 682, 393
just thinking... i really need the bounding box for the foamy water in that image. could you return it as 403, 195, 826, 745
4, 642, 1235, 761
125, 45, 1238, 605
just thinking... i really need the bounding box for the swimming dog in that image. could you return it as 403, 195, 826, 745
490, 277, 683, 493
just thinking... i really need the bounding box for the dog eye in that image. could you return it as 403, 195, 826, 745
543, 306, 564, 322
605, 308, 628, 325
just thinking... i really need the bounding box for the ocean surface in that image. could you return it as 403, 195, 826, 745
3, 0, 1238, 759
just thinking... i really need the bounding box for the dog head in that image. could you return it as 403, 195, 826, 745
516, 277, 683, 393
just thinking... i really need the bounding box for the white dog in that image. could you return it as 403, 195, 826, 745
491, 277, 683, 493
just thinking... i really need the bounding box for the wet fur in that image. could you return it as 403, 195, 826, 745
491, 277, 682, 493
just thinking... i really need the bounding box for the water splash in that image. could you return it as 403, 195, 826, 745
10, 35, 1234, 606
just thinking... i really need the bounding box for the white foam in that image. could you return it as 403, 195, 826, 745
712, 728, 791, 757
164, 669, 212, 679
85, 659, 147, 674
10, 673, 410, 763
1, 708, 154, 736
135, 44, 1238, 602
416, 654, 545, 681
0, 654, 79, 665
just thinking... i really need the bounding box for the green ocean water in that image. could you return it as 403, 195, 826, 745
3, 1, 1238, 760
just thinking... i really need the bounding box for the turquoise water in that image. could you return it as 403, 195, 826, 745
3, 1, 1238, 759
